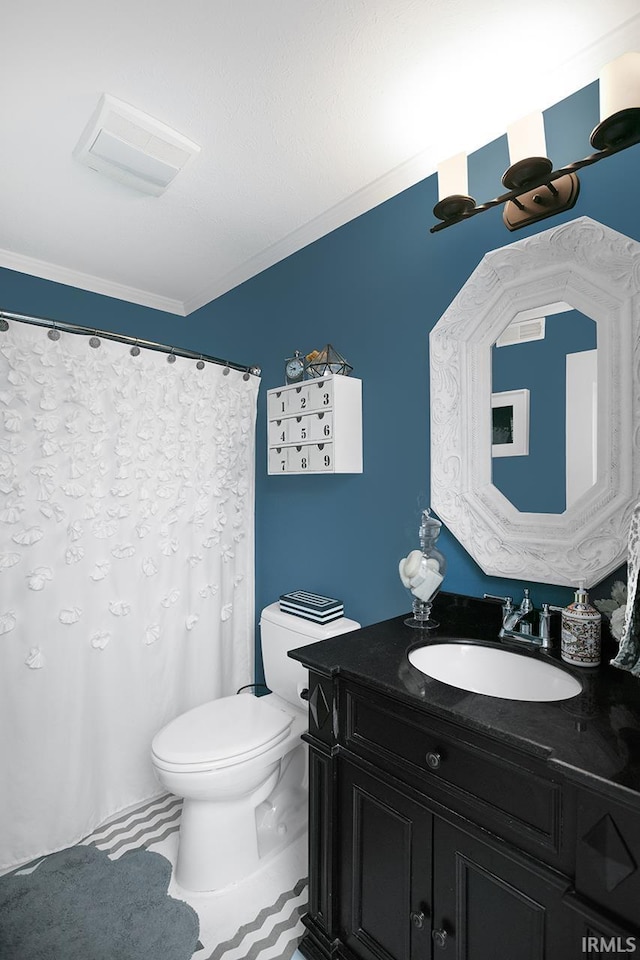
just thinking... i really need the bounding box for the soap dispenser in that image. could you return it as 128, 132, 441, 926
559, 580, 601, 667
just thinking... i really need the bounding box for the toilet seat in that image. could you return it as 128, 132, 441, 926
151, 694, 293, 772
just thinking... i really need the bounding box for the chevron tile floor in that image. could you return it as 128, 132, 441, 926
78, 793, 309, 960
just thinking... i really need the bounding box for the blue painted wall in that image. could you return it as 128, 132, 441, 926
1, 80, 635, 676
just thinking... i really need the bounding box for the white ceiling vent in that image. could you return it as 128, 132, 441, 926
73, 94, 200, 196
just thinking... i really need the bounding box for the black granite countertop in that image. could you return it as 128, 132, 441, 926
289, 592, 640, 805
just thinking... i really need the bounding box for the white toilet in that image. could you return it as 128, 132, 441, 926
151, 602, 359, 892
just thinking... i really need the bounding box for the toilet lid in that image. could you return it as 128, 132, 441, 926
151, 695, 293, 766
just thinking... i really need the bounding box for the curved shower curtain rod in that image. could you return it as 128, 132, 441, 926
0, 309, 261, 378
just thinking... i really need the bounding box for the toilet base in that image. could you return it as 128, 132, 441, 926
173, 744, 309, 893
175, 765, 280, 892
256, 745, 308, 860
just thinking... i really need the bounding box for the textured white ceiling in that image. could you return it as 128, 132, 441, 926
1, 1, 640, 315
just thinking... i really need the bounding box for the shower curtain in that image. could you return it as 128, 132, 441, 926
0, 320, 258, 871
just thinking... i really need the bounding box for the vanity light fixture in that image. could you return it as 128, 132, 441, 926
432, 52, 640, 233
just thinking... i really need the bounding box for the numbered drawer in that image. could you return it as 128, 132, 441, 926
287, 385, 310, 415
286, 445, 312, 472
309, 442, 333, 471
306, 379, 333, 411
268, 419, 289, 446
288, 416, 312, 444
308, 411, 333, 441
267, 390, 290, 419
268, 447, 290, 474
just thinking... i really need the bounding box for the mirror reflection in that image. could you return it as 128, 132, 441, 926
491, 303, 597, 514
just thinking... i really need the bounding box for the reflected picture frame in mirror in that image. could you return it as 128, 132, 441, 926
491, 388, 530, 459
429, 216, 640, 588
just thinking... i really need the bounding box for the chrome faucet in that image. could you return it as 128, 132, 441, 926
483, 589, 554, 650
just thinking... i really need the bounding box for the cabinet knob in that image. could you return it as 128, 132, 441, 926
426, 751, 442, 770
432, 928, 448, 948
299, 688, 310, 701
410, 911, 425, 929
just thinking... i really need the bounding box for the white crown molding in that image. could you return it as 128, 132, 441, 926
0, 247, 186, 317
183, 153, 436, 314
430, 216, 640, 589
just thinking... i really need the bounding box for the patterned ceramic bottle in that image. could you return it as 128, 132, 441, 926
560, 580, 601, 667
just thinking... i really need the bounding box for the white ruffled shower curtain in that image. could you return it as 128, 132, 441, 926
0, 320, 258, 871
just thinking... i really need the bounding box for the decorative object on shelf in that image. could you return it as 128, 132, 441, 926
306, 343, 353, 378
305, 349, 320, 369
432, 52, 640, 233
399, 509, 446, 630
284, 350, 306, 384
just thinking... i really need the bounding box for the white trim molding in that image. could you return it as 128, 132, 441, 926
430, 216, 640, 589
0, 247, 186, 317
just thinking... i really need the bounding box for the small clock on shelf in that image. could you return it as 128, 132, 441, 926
284, 350, 305, 384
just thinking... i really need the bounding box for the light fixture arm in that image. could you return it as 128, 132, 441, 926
431, 116, 640, 233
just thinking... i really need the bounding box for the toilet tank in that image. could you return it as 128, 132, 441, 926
260, 602, 360, 707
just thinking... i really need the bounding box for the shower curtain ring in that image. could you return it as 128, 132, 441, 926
223, 363, 231, 376
89, 331, 101, 348
167, 348, 176, 364
47, 323, 60, 341
130, 341, 141, 357
196, 355, 205, 370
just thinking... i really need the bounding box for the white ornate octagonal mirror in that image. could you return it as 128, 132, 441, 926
430, 217, 640, 588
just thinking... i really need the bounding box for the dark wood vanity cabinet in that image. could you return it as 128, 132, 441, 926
299, 671, 639, 960
338, 759, 575, 960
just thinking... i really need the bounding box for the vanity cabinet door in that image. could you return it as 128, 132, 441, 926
432, 819, 576, 960
338, 760, 432, 960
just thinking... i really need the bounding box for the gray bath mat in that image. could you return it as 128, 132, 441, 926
0, 844, 200, 960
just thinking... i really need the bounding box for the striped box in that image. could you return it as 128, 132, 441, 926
279, 590, 344, 624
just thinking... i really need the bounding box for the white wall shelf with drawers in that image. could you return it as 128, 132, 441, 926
267, 375, 362, 475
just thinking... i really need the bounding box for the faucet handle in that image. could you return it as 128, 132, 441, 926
520, 588, 534, 614
483, 593, 513, 614
539, 603, 553, 642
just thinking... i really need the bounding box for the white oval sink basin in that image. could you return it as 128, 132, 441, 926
408, 642, 582, 702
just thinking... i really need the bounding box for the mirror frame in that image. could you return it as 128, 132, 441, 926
429, 217, 640, 588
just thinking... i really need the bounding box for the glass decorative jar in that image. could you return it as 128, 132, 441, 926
399, 509, 447, 630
